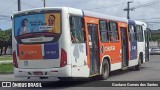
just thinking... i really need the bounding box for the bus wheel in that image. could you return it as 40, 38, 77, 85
134, 56, 142, 71
100, 60, 109, 80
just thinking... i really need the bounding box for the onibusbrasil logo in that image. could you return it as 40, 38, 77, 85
1, 82, 42, 88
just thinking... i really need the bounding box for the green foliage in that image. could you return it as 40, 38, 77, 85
0, 63, 13, 73
0, 29, 12, 42
149, 35, 160, 41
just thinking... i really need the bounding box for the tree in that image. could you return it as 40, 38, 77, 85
149, 35, 160, 41
0, 29, 12, 55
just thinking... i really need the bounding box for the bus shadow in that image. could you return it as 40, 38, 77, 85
41, 78, 102, 89
109, 66, 149, 77
26, 66, 149, 89
109, 69, 130, 77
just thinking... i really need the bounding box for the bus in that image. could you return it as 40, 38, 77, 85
135, 21, 149, 63
128, 20, 149, 70
12, 7, 149, 80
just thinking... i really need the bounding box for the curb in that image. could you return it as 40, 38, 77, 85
0, 60, 12, 64
0, 72, 13, 74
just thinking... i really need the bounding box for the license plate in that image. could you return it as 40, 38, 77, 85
33, 72, 43, 75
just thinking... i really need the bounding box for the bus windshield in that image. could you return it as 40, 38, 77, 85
14, 10, 61, 44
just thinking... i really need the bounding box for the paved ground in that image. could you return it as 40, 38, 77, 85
0, 55, 160, 90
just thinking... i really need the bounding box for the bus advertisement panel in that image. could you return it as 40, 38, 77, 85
14, 11, 61, 44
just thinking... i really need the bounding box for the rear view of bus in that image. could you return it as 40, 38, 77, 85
12, 7, 71, 79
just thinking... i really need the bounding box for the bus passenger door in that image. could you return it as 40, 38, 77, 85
120, 27, 129, 67
87, 23, 100, 75
144, 30, 149, 62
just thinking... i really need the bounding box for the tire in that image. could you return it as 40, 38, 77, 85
100, 60, 110, 80
134, 56, 142, 71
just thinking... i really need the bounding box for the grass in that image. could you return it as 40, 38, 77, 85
0, 63, 13, 73
0, 55, 12, 60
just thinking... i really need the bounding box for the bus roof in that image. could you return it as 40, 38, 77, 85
13, 7, 128, 23
83, 10, 128, 23
135, 20, 147, 27
13, 7, 65, 15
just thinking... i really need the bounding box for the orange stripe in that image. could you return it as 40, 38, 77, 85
18, 44, 43, 60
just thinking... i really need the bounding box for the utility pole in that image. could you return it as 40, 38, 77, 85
43, 0, 46, 7
123, 1, 134, 19
18, 0, 21, 11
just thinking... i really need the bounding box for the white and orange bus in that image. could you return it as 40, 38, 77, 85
12, 7, 149, 80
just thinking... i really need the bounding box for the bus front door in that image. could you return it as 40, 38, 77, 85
87, 24, 100, 75
120, 27, 129, 68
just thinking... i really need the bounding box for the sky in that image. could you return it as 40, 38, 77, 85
0, 0, 160, 30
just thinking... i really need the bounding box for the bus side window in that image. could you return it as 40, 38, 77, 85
99, 20, 109, 42
70, 16, 85, 43
136, 25, 144, 42
109, 21, 119, 42
129, 25, 136, 41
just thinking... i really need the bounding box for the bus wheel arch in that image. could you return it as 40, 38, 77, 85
100, 57, 111, 80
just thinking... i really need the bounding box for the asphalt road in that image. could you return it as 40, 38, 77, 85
0, 55, 160, 90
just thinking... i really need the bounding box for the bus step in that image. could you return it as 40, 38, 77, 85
122, 67, 128, 70
89, 73, 100, 77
